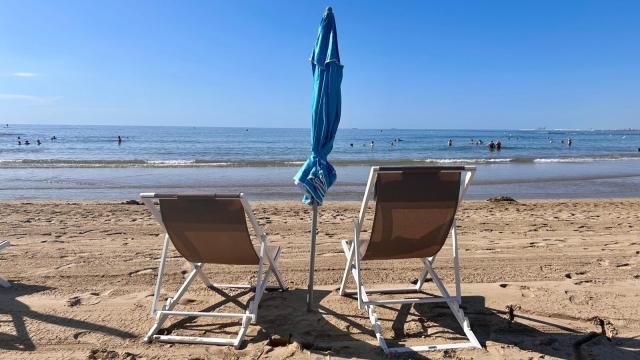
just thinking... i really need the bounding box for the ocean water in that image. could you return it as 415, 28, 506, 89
1, 124, 639, 200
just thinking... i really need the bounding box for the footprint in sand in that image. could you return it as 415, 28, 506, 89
128, 268, 156, 276
72, 330, 105, 345
519, 285, 535, 298
566, 270, 589, 279
67, 292, 102, 307
597, 259, 610, 267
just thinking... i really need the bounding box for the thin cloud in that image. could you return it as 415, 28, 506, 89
0, 94, 61, 104
11, 72, 38, 77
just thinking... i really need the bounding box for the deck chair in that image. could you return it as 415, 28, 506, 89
140, 193, 286, 348
338, 166, 482, 353
0, 241, 10, 288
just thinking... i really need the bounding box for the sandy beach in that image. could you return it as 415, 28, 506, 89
0, 199, 639, 359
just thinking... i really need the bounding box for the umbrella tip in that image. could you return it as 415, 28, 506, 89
325, 6, 333, 13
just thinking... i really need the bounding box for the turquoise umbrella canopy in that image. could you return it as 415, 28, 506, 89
294, 7, 343, 205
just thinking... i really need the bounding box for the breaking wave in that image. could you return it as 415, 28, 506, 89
0, 155, 638, 168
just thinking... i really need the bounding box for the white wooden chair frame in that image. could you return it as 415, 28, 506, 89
0, 241, 10, 288
140, 193, 286, 348
338, 166, 482, 353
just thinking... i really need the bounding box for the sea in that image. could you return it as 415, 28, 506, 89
1, 124, 639, 201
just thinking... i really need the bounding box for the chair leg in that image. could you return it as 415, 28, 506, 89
249, 249, 285, 322
234, 311, 253, 349
339, 240, 355, 295
145, 299, 171, 343
0, 241, 9, 287
145, 265, 201, 343
415, 257, 430, 291
366, 304, 389, 353
146, 268, 263, 347
266, 249, 286, 291
347, 258, 481, 353
424, 260, 481, 349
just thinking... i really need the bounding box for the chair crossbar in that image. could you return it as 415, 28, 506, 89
153, 335, 237, 346
342, 287, 429, 295
207, 283, 281, 290
158, 310, 254, 319
389, 342, 479, 353
364, 297, 451, 306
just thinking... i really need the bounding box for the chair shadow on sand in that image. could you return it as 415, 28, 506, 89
0, 282, 135, 351
153, 287, 640, 360
400, 294, 639, 360
152, 288, 384, 356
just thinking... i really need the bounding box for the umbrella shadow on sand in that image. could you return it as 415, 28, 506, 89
0, 282, 135, 351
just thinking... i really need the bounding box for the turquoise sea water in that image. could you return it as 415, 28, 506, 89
1, 125, 639, 200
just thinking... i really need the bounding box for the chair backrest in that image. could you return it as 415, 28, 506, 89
158, 194, 260, 265
361, 167, 462, 261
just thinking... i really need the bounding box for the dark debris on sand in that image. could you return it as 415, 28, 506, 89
487, 195, 518, 203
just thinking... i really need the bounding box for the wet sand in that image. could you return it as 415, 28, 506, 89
0, 199, 639, 359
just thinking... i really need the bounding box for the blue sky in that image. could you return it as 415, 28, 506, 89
1, 1, 638, 129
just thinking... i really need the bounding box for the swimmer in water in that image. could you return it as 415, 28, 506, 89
118, 135, 122, 145
447, 138, 453, 147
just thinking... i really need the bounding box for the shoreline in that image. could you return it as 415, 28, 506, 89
1, 154, 639, 168
2, 160, 640, 201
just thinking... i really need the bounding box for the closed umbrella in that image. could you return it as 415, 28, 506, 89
293, 6, 343, 312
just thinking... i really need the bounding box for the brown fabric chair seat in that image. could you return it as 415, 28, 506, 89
360, 168, 461, 261
159, 195, 261, 265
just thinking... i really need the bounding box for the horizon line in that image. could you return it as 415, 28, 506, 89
3, 123, 639, 132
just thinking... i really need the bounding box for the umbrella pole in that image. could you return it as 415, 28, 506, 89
306, 203, 318, 312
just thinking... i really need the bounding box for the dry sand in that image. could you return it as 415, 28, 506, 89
0, 199, 639, 359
